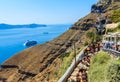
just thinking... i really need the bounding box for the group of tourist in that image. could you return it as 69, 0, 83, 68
103, 41, 120, 52
68, 42, 101, 82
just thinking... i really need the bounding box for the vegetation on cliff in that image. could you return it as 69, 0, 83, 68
1, 0, 120, 82
110, 9, 120, 23
106, 59, 120, 82
53, 52, 74, 80
86, 28, 101, 44
88, 51, 120, 82
53, 47, 85, 81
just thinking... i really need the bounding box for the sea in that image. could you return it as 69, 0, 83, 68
0, 24, 71, 64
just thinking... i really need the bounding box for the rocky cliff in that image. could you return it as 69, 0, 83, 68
0, 1, 120, 82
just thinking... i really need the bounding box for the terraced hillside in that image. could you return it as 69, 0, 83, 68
0, 0, 120, 82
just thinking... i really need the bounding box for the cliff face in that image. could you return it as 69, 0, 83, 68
0, 1, 120, 82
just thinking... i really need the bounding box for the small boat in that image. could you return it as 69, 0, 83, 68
24, 40, 37, 46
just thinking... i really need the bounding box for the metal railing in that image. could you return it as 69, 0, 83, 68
102, 48, 120, 56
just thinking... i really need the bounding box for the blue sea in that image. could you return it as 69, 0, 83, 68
0, 24, 71, 64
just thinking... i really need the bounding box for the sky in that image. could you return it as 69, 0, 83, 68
0, 0, 98, 24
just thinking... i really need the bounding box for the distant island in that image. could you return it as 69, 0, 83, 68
0, 23, 47, 29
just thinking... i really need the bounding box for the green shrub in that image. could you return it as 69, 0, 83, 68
60, 52, 70, 59
106, 28, 117, 33
84, 41, 88, 46
86, 30, 101, 43
86, 31, 95, 43
106, 61, 120, 82
88, 51, 120, 82
117, 57, 120, 62
88, 51, 111, 82
86, 32, 94, 38
111, 9, 120, 23
95, 34, 101, 42
54, 52, 74, 79
117, 23, 120, 29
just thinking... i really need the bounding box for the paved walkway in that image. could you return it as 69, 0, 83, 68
59, 42, 101, 82
67, 52, 93, 82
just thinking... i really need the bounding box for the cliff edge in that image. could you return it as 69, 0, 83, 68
0, 1, 120, 82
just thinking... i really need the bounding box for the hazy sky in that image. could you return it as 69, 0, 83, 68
0, 0, 98, 24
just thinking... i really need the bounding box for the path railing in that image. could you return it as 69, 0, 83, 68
58, 47, 87, 82
102, 48, 120, 57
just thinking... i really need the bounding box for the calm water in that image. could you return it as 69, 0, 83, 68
0, 24, 71, 64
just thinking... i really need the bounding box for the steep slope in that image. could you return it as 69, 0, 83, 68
0, 14, 96, 82
0, 1, 120, 82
